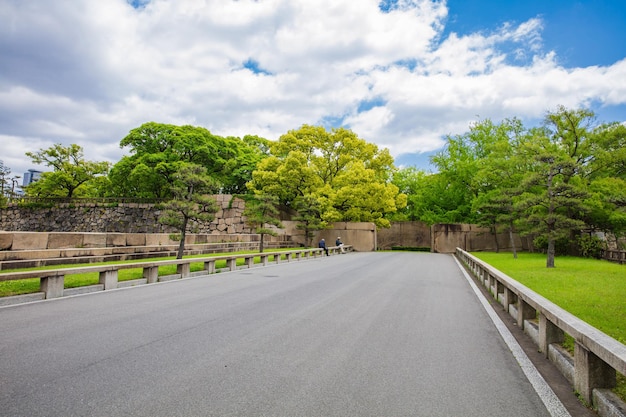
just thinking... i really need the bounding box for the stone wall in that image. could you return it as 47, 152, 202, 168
377, 221, 431, 250
431, 223, 530, 253
0, 195, 252, 234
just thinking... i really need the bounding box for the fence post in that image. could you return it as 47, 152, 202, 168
574, 342, 616, 404
177, 263, 191, 278
538, 313, 564, 357
99, 270, 118, 290
517, 298, 536, 329
40, 274, 64, 299
503, 288, 516, 315
204, 260, 215, 274
144, 266, 159, 283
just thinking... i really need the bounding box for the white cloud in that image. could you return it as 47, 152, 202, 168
1, 0, 625, 177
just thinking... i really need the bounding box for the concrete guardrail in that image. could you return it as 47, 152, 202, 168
456, 248, 626, 416
0, 245, 352, 304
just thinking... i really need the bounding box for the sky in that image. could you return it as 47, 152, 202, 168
1, 0, 626, 179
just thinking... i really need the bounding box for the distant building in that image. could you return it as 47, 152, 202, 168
22, 169, 43, 187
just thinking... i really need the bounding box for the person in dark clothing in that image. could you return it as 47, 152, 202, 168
335, 236, 344, 253
318, 238, 329, 256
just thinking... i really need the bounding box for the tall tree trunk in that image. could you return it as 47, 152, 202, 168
546, 237, 555, 268
259, 233, 265, 253
492, 224, 500, 253
177, 217, 188, 259
508, 226, 517, 259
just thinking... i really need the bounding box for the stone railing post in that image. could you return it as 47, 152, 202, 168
204, 260, 216, 274
517, 298, 536, 329
99, 270, 118, 290
40, 274, 64, 299
177, 263, 191, 278
143, 266, 159, 283
574, 342, 616, 404
538, 313, 564, 357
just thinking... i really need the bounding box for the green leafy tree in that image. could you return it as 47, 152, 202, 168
391, 169, 468, 225
515, 134, 588, 267
0, 160, 11, 197
0, 160, 10, 206
243, 194, 284, 253
248, 125, 405, 228
24, 144, 110, 197
109, 122, 269, 198
428, 118, 525, 224
159, 164, 220, 259
293, 195, 326, 247
470, 119, 528, 256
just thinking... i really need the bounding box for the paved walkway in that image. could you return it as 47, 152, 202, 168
0, 252, 579, 416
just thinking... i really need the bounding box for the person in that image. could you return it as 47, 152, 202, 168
318, 238, 329, 256
336, 236, 344, 253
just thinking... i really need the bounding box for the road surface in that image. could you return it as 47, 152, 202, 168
1, 252, 566, 416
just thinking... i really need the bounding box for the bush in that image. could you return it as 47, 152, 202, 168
390, 246, 431, 252
577, 235, 605, 259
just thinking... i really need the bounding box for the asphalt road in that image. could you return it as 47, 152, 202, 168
1, 252, 563, 416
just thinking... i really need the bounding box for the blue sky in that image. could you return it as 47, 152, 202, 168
1, 0, 625, 177
446, 1, 626, 67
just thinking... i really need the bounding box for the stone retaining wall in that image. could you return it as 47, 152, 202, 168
0, 195, 251, 234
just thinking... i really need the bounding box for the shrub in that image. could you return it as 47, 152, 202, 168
577, 235, 605, 259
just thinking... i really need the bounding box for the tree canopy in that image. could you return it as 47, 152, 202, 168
24, 144, 110, 198
108, 122, 270, 198
392, 106, 626, 267
158, 163, 220, 259
247, 125, 406, 228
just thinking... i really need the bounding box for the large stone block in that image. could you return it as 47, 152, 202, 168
126, 233, 146, 247
82, 233, 107, 248
12, 232, 49, 250
106, 233, 126, 247
0, 232, 13, 250
48, 233, 85, 249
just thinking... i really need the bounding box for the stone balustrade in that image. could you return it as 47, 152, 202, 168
456, 247, 626, 416
0, 246, 352, 306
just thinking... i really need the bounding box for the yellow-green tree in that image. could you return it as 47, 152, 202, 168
247, 125, 406, 228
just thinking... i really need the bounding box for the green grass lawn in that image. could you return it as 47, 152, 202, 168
470, 252, 626, 345
471, 251, 626, 400
0, 249, 298, 297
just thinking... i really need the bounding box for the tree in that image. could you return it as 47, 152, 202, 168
243, 194, 283, 253
515, 134, 588, 267
0, 160, 10, 198
292, 195, 326, 247
158, 164, 220, 259
24, 144, 110, 197
247, 125, 405, 228
0, 160, 10, 206
109, 122, 269, 198
470, 119, 528, 256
